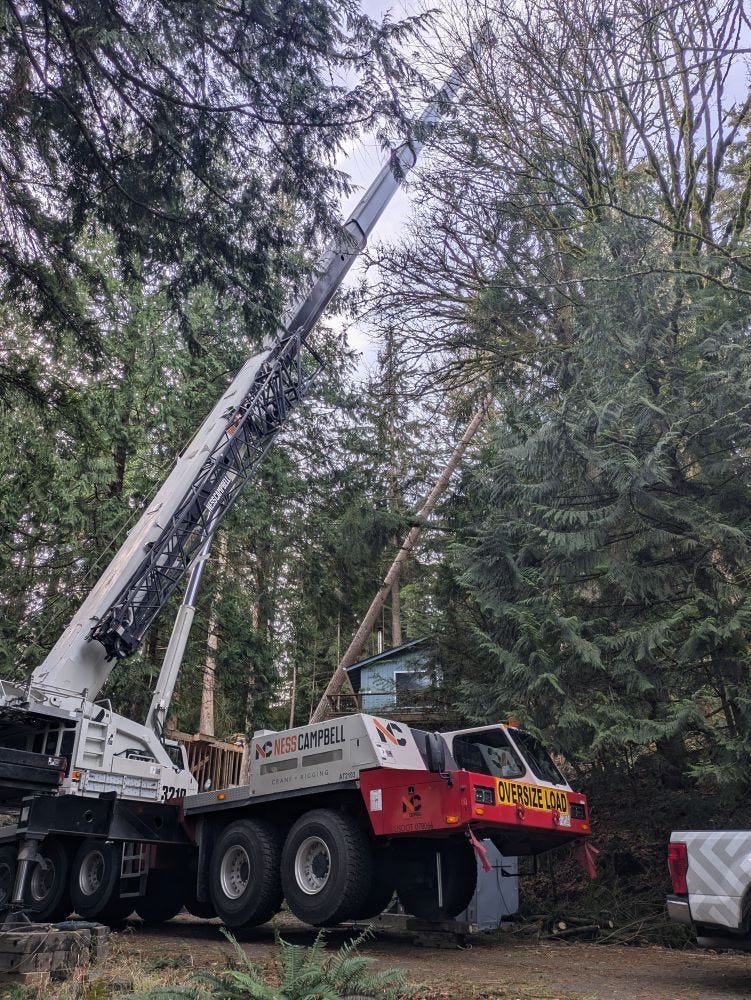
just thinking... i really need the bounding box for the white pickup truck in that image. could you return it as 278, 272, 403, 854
668, 831, 751, 949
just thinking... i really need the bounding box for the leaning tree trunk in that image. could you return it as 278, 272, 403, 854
309, 396, 491, 724
391, 573, 403, 647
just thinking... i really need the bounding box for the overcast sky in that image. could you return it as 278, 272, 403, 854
331, 0, 426, 361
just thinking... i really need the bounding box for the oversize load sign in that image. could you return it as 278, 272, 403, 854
496, 779, 569, 813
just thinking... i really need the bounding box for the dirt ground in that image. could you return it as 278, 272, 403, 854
99, 914, 751, 1000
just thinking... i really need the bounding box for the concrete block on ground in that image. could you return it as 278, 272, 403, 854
0, 921, 110, 982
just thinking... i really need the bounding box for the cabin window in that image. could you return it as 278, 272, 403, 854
452, 729, 525, 779
394, 671, 424, 705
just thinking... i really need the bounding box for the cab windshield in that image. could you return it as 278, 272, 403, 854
509, 729, 567, 786
452, 729, 525, 779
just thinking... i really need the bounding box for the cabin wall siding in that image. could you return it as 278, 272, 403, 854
358, 647, 437, 713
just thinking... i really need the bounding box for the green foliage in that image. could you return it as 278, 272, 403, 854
280, 333, 447, 725
452, 202, 751, 788
0, 0, 419, 355
83, 981, 112, 1000
124, 929, 410, 1000
1, 987, 32, 1000
361, 0, 751, 797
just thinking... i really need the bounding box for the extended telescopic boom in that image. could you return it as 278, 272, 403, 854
31, 60, 469, 704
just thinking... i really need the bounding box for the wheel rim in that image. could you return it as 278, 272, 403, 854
78, 850, 105, 897
30, 856, 55, 902
294, 835, 331, 896
220, 845, 250, 900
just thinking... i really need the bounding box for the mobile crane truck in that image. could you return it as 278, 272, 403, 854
0, 52, 591, 931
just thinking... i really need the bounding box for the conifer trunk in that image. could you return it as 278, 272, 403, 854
385, 326, 403, 649
239, 599, 261, 783
199, 532, 227, 737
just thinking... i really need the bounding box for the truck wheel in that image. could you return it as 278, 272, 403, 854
94, 894, 135, 925
0, 845, 17, 907
395, 838, 477, 921
27, 838, 72, 921
184, 883, 216, 919
135, 870, 185, 924
281, 809, 372, 926
352, 846, 395, 920
70, 841, 132, 923
209, 819, 282, 927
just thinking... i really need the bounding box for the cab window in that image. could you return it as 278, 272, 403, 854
509, 729, 566, 786
163, 742, 186, 769
452, 729, 525, 779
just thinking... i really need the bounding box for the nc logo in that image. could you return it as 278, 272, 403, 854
255, 740, 273, 760
373, 719, 407, 747
402, 792, 422, 815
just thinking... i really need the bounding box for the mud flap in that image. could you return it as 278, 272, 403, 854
467, 828, 493, 873
574, 841, 599, 879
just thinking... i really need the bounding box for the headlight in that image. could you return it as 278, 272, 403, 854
474, 785, 495, 805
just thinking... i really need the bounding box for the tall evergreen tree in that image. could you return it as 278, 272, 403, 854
454, 199, 751, 788
364, 0, 751, 790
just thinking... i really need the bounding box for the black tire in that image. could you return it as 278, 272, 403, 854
135, 870, 185, 924
395, 838, 477, 922
184, 882, 216, 919
352, 845, 395, 921
0, 845, 17, 907
209, 819, 282, 928
95, 894, 135, 926
281, 809, 373, 926
70, 841, 131, 923
27, 838, 72, 921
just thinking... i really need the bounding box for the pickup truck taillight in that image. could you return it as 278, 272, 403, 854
668, 842, 689, 895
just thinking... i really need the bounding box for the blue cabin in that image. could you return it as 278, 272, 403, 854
345, 637, 440, 716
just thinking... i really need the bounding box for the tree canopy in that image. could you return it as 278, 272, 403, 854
0, 0, 416, 356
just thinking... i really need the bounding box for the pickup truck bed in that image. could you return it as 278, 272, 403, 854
668, 830, 751, 949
